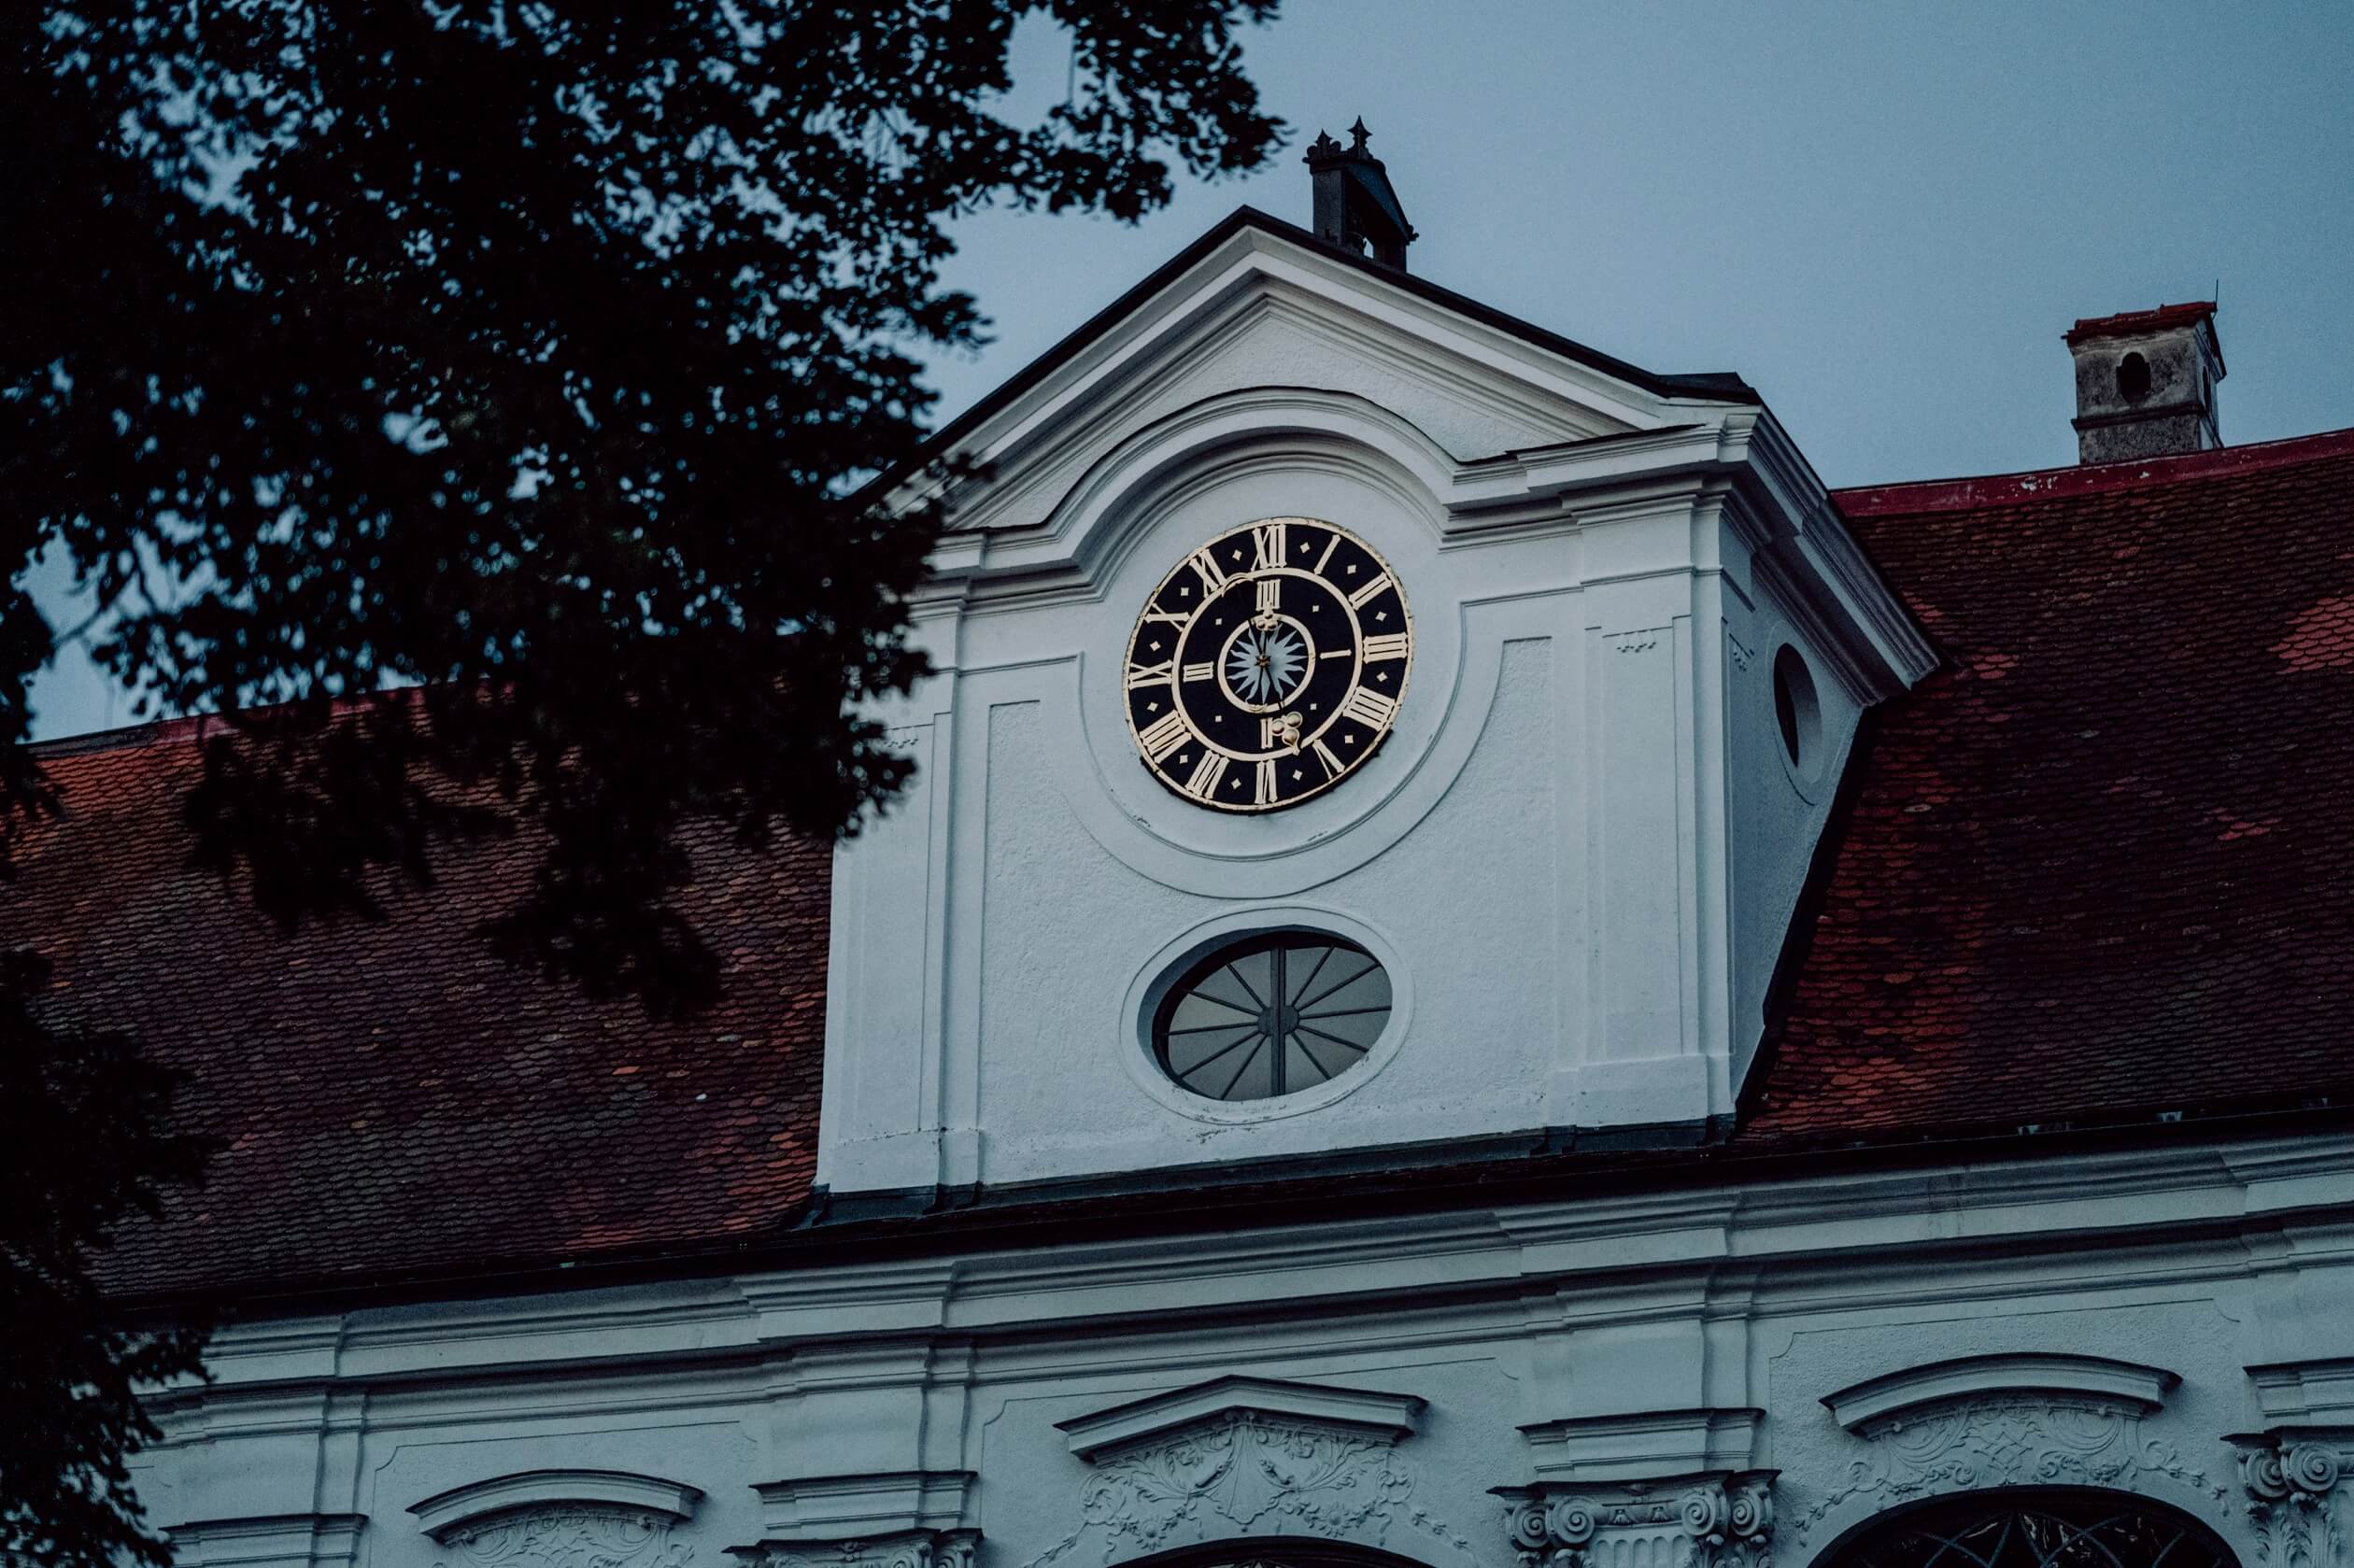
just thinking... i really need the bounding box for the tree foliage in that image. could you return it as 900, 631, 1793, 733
2, 0, 1283, 1012
0, 5, 1283, 1563
0, 954, 212, 1568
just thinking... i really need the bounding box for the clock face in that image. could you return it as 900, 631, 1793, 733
1122, 517, 1412, 812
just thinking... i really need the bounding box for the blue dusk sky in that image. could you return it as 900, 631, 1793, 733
26, 0, 2354, 739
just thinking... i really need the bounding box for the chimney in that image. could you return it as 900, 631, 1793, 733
2063, 302, 2224, 464
1305, 118, 1416, 271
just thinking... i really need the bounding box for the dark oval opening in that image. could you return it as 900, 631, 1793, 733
1774, 645, 1821, 776
1153, 933, 1390, 1102
2117, 351, 2152, 402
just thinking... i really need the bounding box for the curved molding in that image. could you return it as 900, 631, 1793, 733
408, 1471, 703, 1539
1054, 388, 1467, 578
1792, 1391, 2224, 1547
1822, 1353, 2180, 1434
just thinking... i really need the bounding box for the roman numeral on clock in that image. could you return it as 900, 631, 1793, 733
1184, 750, 1226, 800
1253, 520, 1287, 569
1340, 686, 1397, 727
1136, 711, 1190, 762
1127, 523, 1411, 812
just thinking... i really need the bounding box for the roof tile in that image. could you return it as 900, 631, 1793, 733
23, 428, 2354, 1299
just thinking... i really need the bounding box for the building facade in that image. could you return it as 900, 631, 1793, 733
30, 153, 2354, 1568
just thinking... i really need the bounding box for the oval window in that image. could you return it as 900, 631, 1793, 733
1153, 935, 1392, 1102
1774, 644, 1822, 780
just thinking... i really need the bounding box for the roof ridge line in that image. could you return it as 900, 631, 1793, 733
1834, 425, 2354, 516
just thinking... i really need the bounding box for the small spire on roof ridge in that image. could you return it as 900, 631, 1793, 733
1304, 114, 1414, 272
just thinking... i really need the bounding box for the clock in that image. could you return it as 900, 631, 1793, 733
1122, 516, 1412, 812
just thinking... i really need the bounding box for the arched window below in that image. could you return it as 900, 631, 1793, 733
1820, 1489, 2239, 1568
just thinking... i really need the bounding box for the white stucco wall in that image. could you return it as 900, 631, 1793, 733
138, 1133, 2354, 1568
816, 228, 1928, 1198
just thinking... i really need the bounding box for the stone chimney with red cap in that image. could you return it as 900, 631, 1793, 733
2064, 301, 2224, 464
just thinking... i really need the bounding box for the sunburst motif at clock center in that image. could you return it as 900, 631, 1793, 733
1227, 622, 1307, 704
1123, 516, 1413, 813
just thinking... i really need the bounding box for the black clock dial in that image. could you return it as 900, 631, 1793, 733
1123, 517, 1412, 812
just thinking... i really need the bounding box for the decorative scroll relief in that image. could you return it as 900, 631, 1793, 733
437, 1506, 693, 1568
1024, 1410, 1472, 1568
734, 1528, 978, 1568
1792, 1395, 2226, 1545
1497, 1473, 1775, 1568
2233, 1434, 2349, 1568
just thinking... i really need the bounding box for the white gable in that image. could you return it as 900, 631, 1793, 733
821, 213, 1934, 1199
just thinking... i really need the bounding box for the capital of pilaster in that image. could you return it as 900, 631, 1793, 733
730, 1527, 980, 1568
2230, 1430, 2350, 1568
1495, 1472, 1776, 1568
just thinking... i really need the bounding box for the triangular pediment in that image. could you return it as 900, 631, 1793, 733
888, 207, 1757, 558
1056, 1374, 1425, 1462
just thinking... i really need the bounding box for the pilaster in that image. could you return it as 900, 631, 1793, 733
1495, 1406, 1775, 1568
2233, 1431, 2351, 1568
1496, 1471, 1776, 1568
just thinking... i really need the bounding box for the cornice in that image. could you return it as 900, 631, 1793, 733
160, 1131, 2354, 1399
1516, 1406, 1766, 1484
408, 1470, 703, 1539
2248, 1359, 2354, 1425
1822, 1353, 2178, 1434
166, 1513, 369, 1567
915, 381, 1929, 725
750, 1470, 976, 1538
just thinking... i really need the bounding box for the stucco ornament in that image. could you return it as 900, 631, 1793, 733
1794, 1396, 2224, 1543
1499, 1474, 1774, 1568
1026, 1411, 1470, 1567
2235, 1438, 2348, 1568
436, 1506, 692, 1568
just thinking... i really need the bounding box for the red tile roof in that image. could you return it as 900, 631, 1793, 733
30, 428, 2354, 1304
7, 727, 831, 1300
1744, 427, 2354, 1143
2063, 300, 2218, 344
